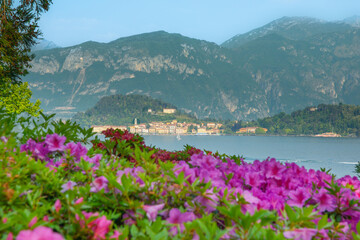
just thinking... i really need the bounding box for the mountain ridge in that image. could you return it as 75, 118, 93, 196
24, 16, 360, 120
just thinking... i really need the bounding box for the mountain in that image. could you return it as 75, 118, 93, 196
221, 17, 354, 49
24, 17, 360, 120
72, 94, 198, 126
32, 39, 60, 51
343, 16, 360, 27
25, 31, 265, 120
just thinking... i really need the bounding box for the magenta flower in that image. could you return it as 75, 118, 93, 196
265, 159, 285, 180
287, 188, 311, 208
166, 208, 196, 235
45, 134, 66, 152
16, 226, 64, 240
313, 188, 336, 212
88, 216, 112, 240
61, 181, 77, 193
142, 203, 165, 221
74, 197, 84, 205
90, 176, 109, 193
65, 142, 88, 161
33, 143, 50, 161
110, 230, 121, 239
193, 190, 219, 213
85, 154, 102, 166
0, 136, 8, 143
6, 232, 13, 240
20, 139, 37, 153
283, 228, 318, 240
244, 172, 264, 188
189, 153, 219, 170
28, 216, 37, 228
166, 208, 196, 224
54, 199, 61, 213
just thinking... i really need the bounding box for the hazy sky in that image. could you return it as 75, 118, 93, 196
39, 0, 360, 47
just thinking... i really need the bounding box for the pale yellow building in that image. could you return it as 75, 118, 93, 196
163, 108, 176, 114
92, 125, 127, 133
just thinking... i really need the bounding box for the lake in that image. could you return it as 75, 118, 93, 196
142, 135, 360, 178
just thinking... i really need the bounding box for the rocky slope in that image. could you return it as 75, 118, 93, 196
24, 17, 360, 120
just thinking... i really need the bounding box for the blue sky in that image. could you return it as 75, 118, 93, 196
39, 0, 360, 47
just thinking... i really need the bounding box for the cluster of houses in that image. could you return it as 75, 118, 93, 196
91, 107, 270, 135
236, 127, 268, 134
92, 120, 223, 135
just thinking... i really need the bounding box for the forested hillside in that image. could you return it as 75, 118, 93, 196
251, 104, 360, 136
72, 94, 198, 126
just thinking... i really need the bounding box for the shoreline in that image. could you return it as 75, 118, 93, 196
95, 132, 358, 138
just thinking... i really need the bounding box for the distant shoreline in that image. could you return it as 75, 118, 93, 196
95, 132, 358, 138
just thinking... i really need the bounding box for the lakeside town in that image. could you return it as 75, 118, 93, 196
89, 107, 266, 135
92, 120, 225, 135
92, 122, 341, 137
90, 107, 342, 137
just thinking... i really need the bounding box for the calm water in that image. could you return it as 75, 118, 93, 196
142, 135, 360, 178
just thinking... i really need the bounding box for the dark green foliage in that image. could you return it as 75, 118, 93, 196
254, 103, 360, 136
0, 107, 96, 144
72, 94, 199, 126
0, 0, 52, 116
0, 0, 52, 83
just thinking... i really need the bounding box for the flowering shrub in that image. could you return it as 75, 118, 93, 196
91, 128, 240, 164
1, 129, 360, 239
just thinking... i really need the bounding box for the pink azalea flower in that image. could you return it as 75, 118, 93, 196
283, 228, 318, 240
193, 190, 219, 213
88, 216, 112, 240
45, 134, 66, 152
74, 197, 84, 205
189, 153, 219, 170
61, 181, 77, 193
54, 199, 61, 213
287, 187, 311, 208
142, 203, 165, 221
85, 154, 102, 166
16, 226, 64, 240
6, 232, 13, 240
20, 139, 37, 153
166, 208, 196, 235
122, 213, 137, 225
33, 143, 50, 161
265, 159, 285, 180
244, 172, 264, 188
90, 176, 109, 193
28, 216, 37, 228
0, 136, 8, 143
110, 230, 121, 239
166, 208, 196, 224
65, 142, 88, 161
313, 188, 336, 212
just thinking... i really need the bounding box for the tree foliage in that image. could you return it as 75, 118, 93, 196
0, 0, 52, 115
0, 81, 41, 115
252, 103, 360, 136
72, 94, 199, 126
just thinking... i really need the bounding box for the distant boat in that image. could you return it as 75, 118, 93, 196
176, 134, 181, 140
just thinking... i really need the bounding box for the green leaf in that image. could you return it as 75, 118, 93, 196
317, 214, 328, 230
285, 204, 296, 222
